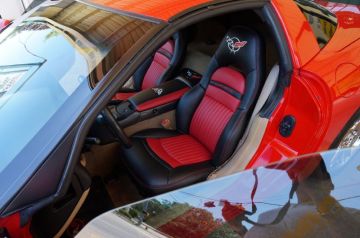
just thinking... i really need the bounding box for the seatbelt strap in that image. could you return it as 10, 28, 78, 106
236, 64, 280, 150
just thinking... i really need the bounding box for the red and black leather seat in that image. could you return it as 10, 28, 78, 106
121, 27, 264, 194
113, 33, 185, 101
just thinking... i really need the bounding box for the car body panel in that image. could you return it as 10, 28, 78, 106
89, 0, 212, 21
91, 0, 320, 67
313, 0, 360, 52
78, 147, 360, 237
246, 0, 360, 169
271, 0, 320, 67
0, 0, 359, 236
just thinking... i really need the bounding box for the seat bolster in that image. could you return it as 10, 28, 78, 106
212, 109, 247, 166
156, 32, 186, 86
121, 138, 213, 194
134, 56, 154, 91
176, 84, 205, 133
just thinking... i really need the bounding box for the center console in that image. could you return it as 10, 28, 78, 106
113, 68, 201, 128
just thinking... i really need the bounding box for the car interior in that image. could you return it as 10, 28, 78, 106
30, 9, 281, 238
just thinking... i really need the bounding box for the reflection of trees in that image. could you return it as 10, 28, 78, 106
208, 224, 241, 238
115, 199, 192, 227
158, 207, 222, 238
116, 199, 241, 238
117, 152, 360, 238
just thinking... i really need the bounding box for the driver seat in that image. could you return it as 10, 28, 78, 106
121, 26, 264, 194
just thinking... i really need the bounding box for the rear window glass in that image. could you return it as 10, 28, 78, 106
295, 0, 337, 48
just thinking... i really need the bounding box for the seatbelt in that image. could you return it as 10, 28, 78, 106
208, 64, 280, 179
237, 64, 280, 150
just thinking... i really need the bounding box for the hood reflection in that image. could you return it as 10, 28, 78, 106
116, 148, 360, 238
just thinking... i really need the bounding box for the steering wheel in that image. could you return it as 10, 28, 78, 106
101, 107, 132, 148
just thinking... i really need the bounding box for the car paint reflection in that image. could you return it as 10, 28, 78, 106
114, 147, 360, 237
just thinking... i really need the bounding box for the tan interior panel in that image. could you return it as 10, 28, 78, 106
124, 110, 176, 136
54, 188, 90, 238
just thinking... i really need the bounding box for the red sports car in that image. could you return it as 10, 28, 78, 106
0, 0, 359, 237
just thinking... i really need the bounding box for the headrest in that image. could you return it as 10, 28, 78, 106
213, 26, 262, 75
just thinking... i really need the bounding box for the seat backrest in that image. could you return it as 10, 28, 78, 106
176, 26, 264, 166
132, 32, 185, 91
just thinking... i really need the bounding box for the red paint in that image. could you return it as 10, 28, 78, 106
0, 213, 32, 238
271, 0, 320, 67
94, 0, 360, 174
135, 88, 188, 111
90, 0, 211, 21
146, 135, 211, 168
0, 19, 11, 32
244, 0, 360, 169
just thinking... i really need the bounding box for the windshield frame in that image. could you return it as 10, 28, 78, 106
0, 0, 165, 214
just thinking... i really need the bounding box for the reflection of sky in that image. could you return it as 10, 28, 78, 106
0, 23, 91, 173
156, 167, 294, 229
322, 148, 360, 210
146, 148, 360, 231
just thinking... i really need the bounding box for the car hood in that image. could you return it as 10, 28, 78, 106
78, 146, 360, 238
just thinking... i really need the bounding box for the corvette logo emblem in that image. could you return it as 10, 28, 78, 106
226, 36, 247, 54
152, 88, 163, 96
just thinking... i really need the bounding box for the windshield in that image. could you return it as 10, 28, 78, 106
0, 1, 157, 182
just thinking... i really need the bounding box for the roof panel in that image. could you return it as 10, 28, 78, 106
89, 0, 212, 21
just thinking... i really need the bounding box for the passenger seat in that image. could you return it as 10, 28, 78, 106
113, 32, 185, 101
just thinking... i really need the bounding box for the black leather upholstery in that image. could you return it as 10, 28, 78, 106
156, 32, 186, 86
120, 26, 264, 194
133, 56, 153, 91
121, 129, 214, 194
123, 32, 186, 92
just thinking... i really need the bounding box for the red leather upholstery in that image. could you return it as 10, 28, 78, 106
147, 67, 245, 165
146, 135, 211, 168
190, 68, 244, 152
120, 27, 263, 194
141, 52, 170, 89
212, 67, 246, 93
142, 40, 174, 89
135, 88, 188, 112
113, 92, 136, 101
114, 39, 175, 100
